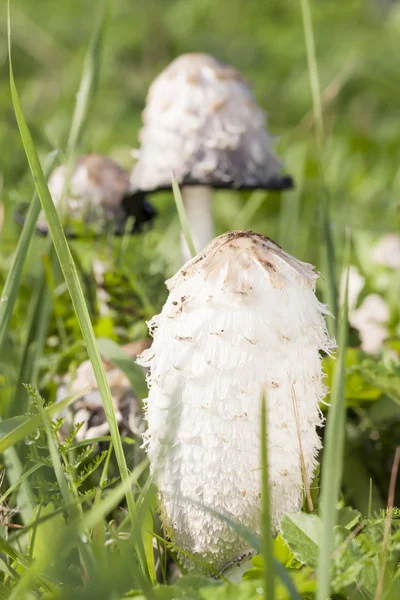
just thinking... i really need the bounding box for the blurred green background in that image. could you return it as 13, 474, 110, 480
1, 0, 400, 252
1, 0, 400, 512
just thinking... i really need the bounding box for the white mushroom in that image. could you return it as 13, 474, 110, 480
37, 154, 155, 236
138, 230, 334, 573
130, 54, 293, 260
57, 339, 151, 442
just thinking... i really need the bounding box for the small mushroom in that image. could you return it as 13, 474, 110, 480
138, 230, 334, 573
57, 339, 151, 442
130, 54, 293, 259
36, 154, 155, 236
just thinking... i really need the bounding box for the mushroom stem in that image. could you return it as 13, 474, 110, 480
181, 186, 214, 261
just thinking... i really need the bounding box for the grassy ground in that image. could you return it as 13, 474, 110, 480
1, 0, 400, 598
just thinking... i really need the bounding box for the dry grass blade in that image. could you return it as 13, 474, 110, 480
289, 379, 313, 512
374, 446, 400, 600
260, 392, 275, 600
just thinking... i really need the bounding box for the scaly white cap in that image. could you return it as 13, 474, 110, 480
138, 230, 334, 573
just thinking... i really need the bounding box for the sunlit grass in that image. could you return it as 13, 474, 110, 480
0, 0, 399, 598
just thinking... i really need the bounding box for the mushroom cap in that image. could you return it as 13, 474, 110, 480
130, 53, 293, 194
57, 338, 152, 442
37, 154, 155, 236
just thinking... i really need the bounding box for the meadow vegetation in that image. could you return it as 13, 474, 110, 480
0, 1, 399, 598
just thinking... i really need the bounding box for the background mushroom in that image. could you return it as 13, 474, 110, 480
130, 53, 293, 260
36, 154, 155, 236
138, 230, 334, 574
57, 339, 151, 443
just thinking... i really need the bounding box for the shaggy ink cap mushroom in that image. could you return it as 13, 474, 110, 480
130, 53, 293, 256
138, 230, 335, 574
35, 154, 155, 237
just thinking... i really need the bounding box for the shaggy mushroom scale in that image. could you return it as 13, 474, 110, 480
138, 230, 334, 573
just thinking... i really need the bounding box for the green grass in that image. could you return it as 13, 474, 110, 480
1, 0, 400, 598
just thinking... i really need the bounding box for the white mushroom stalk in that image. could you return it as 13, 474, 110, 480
181, 186, 214, 258
138, 230, 335, 573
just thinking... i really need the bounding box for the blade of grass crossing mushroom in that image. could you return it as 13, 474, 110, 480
7, 0, 139, 541
316, 231, 350, 600
260, 392, 275, 600
0, 152, 57, 351
171, 175, 197, 259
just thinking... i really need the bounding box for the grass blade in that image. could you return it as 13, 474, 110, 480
66, 0, 109, 152
81, 459, 149, 531
0, 153, 57, 351
7, 2, 138, 534
0, 463, 42, 506
2, 445, 35, 525
299, 0, 338, 334
96, 337, 148, 401
233, 191, 268, 231
171, 175, 197, 259
260, 393, 275, 600
299, 0, 323, 150
0, 388, 89, 454
316, 232, 350, 600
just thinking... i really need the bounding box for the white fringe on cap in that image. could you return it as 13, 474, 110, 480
138, 231, 335, 572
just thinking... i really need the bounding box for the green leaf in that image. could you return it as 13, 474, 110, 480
280, 512, 321, 569
323, 349, 382, 408
352, 357, 400, 406
336, 507, 361, 530
0, 415, 28, 436
29, 502, 71, 562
